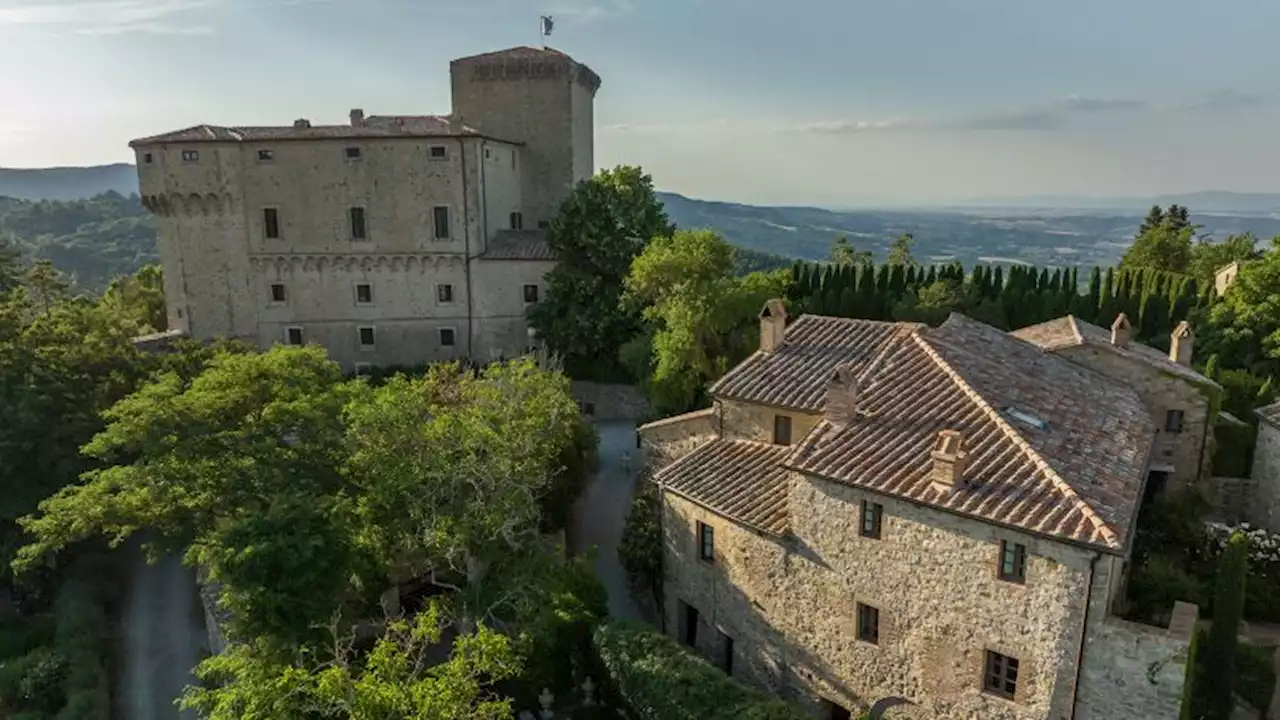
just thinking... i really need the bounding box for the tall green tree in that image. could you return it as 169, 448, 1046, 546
23, 260, 70, 314
527, 166, 675, 381
830, 235, 871, 267
887, 232, 915, 266
100, 263, 166, 334
1188, 232, 1263, 280
0, 232, 22, 294
1201, 532, 1249, 719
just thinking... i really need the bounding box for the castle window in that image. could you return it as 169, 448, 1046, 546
860, 501, 883, 539
523, 284, 539, 303
1165, 410, 1185, 433
856, 603, 879, 645
345, 147, 362, 160
984, 651, 1019, 700
285, 326, 304, 346
510, 211, 524, 230
484, 147, 492, 159
358, 326, 376, 350
350, 207, 367, 240
436, 284, 454, 304
439, 328, 456, 347
355, 283, 373, 305
697, 522, 714, 563
432, 206, 451, 239
269, 283, 286, 303
773, 415, 792, 445
263, 208, 280, 239
429, 145, 447, 160
181, 150, 199, 163
998, 541, 1027, 584
143, 152, 153, 164
258, 149, 274, 162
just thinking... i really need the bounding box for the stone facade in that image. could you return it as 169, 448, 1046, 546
571, 381, 653, 421
1251, 416, 1280, 533
131, 46, 598, 371
640, 408, 720, 469
1215, 261, 1240, 297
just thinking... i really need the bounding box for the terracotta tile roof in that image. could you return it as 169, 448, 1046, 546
1257, 402, 1280, 428
655, 439, 792, 536
129, 115, 519, 146
785, 314, 1154, 552
1011, 315, 1216, 388
480, 230, 555, 261
709, 316, 924, 410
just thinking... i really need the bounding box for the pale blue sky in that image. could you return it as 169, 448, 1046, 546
1, 0, 1277, 205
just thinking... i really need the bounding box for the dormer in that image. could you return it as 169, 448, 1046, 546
929, 429, 968, 493
759, 298, 787, 353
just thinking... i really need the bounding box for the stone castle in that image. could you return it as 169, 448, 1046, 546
130, 46, 599, 370
641, 303, 1212, 719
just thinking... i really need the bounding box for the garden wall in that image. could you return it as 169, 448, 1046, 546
572, 382, 651, 421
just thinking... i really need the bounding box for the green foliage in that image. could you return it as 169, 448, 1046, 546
592, 621, 806, 720
1180, 627, 1201, 720
624, 229, 788, 414
830, 236, 871, 268
886, 232, 914, 266
182, 601, 523, 720
1202, 532, 1249, 719
1234, 641, 1277, 713
1189, 233, 1262, 280
735, 247, 796, 276
99, 263, 166, 334
528, 166, 675, 382
618, 480, 662, 614
1212, 421, 1256, 478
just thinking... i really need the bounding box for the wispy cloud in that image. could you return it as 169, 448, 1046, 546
0, 0, 218, 35
796, 96, 1150, 135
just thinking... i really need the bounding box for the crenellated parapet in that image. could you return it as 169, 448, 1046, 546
248, 253, 467, 274
141, 192, 237, 217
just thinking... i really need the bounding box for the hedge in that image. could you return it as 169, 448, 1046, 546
591, 620, 807, 720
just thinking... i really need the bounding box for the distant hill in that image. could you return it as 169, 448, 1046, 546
958, 190, 1280, 215
0, 164, 138, 201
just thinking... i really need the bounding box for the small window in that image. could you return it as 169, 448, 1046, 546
860, 500, 882, 539
681, 602, 699, 648
510, 211, 524, 230
350, 207, 367, 240
354, 362, 372, 377
773, 415, 792, 445
523, 284, 539, 303
429, 145, 447, 160
433, 206, 451, 239
358, 326, 376, 349
537, 219, 549, 229
285, 326, 304, 346
143, 152, 153, 164
484, 147, 492, 159
263, 208, 280, 239
181, 149, 199, 162
697, 521, 714, 563
355, 283, 373, 305
1165, 409, 1185, 433
582, 401, 597, 416
258, 149, 274, 162
269, 283, 286, 303
999, 541, 1027, 584
856, 603, 879, 645
719, 631, 734, 675
437, 284, 454, 304
439, 328, 456, 347
345, 147, 362, 159
984, 650, 1019, 700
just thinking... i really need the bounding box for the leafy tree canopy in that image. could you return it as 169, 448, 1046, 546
887, 232, 915, 266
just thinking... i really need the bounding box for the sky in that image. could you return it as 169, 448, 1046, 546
1, 0, 1278, 206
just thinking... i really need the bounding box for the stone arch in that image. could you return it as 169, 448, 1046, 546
205, 193, 222, 215
186, 193, 203, 216
359, 256, 374, 272
303, 257, 317, 272
222, 193, 235, 215
390, 257, 405, 272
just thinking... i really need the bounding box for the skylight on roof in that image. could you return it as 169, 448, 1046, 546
1003, 406, 1048, 430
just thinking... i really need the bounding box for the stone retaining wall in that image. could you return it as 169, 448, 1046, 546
571, 382, 650, 421
637, 407, 718, 472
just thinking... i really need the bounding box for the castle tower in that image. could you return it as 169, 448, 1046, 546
450, 46, 601, 226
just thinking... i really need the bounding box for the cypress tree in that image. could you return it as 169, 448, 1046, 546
858, 263, 880, 320
889, 264, 907, 297
1038, 268, 1051, 292
992, 266, 1004, 298
876, 264, 891, 295
1204, 354, 1220, 381
1202, 532, 1249, 720
1099, 268, 1116, 323
839, 286, 857, 318
1084, 267, 1102, 323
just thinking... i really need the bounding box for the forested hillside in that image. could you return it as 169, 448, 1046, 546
0, 164, 137, 201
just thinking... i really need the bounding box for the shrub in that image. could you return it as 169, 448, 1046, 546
592, 620, 807, 720
1234, 642, 1277, 713
618, 481, 662, 614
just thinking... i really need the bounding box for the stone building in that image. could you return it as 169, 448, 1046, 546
1249, 403, 1280, 533
129, 46, 599, 370
1215, 260, 1241, 297
1012, 314, 1219, 496
639, 301, 1197, 720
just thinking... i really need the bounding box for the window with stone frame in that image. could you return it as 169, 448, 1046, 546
523, 284, 539, 303
998, 540, 1027, 584
856, 603, 879, 645
350, 207, 367, 240
429, 145, 447, 160
269, 283, 286, 304
358, 326, 376, 350
433, 206, 451, 239
285, 326, 304, 346
355, 283, 373, 305
143, 152, 153, 164
437, 284, 454, 304
263, 208, 280, 239
773, 414, 792, 445
860, 500, 883, 539
345, 146, 362, 160
697, 521, 714, 563
1165, 409, 1185, 433
439, 327, 456, 347
983, 650, 1019, 700
181, 149, 199, 162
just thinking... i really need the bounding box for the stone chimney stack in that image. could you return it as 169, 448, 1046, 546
349, 108, 365, 127
929, 429, 968, 493
1170, 321, 1194, 366
1110, 313, 1132, 348
759, 299, 788, 354
824, 363, 860, 427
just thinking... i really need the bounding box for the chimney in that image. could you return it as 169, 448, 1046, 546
1170, 321, 1194, 366
824, 363, 860, 427
350, 108, 365, 127
293, 118, 311, 129
759, 298, 788, 353
1110, 313, 1132, 348
929, 429, 968, 493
